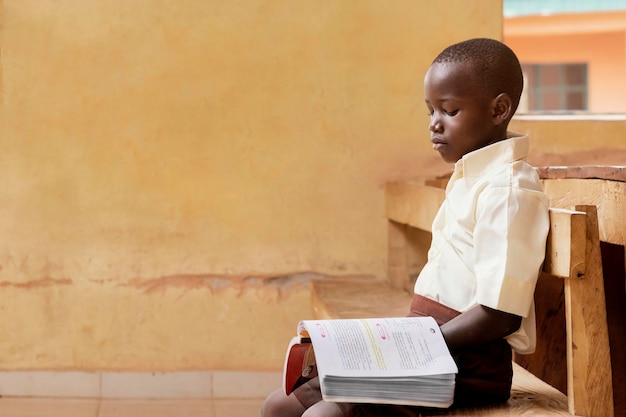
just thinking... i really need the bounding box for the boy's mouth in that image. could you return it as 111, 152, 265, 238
431, 137, 446, 151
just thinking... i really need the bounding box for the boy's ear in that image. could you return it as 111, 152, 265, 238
491, 93, 513, 126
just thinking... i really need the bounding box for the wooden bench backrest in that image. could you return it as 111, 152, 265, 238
385, 181, 614, 417
539, 167, 626, 247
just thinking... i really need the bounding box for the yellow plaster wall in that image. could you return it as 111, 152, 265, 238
0, 0, 502, 371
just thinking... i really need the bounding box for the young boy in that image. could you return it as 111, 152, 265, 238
261, 38, 550, 417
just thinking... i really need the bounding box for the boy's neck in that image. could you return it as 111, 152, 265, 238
491, 125, 510, 143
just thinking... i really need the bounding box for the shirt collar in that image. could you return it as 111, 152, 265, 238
453, 132, 529, 186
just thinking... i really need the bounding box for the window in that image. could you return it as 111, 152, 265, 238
520, 63, 588, 112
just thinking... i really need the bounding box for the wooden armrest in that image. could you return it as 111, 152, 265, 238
386, 182, 445, 231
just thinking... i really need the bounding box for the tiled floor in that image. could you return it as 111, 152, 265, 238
0, 369, 279, 416
0, 397, 265, 417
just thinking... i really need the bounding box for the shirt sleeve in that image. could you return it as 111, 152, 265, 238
473, 186, 550, 317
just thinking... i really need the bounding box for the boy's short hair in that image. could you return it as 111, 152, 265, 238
433, 38, 523, 114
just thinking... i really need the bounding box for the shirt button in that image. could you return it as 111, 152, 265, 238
431, 249, 440, 257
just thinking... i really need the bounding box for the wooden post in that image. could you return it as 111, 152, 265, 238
566, 205, 614, 417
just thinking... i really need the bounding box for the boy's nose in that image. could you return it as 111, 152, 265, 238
429, 119, 443, 133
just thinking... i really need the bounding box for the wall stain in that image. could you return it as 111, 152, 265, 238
124, 271, 374, 297
0, 278, 73, 289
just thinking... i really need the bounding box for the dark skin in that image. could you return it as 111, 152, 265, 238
424, 61, 522, 352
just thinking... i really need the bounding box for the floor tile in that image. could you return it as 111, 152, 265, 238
100, 372, 212, 399
213, 399, 264, 417
98, 399, 214, 417
0, 371, 100, 398
212, 371, 280, 398
0, 398, 99, 417
0, 397, 265, 417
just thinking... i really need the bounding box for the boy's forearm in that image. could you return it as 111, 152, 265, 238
439, 305, 522, 353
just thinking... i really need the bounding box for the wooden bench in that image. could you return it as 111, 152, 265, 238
311, 170, 619, 417
537, 166, 626, 417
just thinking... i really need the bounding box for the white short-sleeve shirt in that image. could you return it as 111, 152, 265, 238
414, 133, 550, 354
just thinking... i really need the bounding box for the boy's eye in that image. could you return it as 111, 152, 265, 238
444, 109, 459, 116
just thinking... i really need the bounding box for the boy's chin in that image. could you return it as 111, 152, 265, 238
438, 152, 460, 164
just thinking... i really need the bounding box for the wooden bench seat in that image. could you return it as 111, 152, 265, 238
310, 173, 617, 417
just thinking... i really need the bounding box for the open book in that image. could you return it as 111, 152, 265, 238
283, 316, 457, 408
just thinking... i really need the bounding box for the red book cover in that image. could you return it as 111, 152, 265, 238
283, 337, 318, 395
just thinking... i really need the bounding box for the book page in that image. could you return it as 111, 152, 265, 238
299, 317, 457, 378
